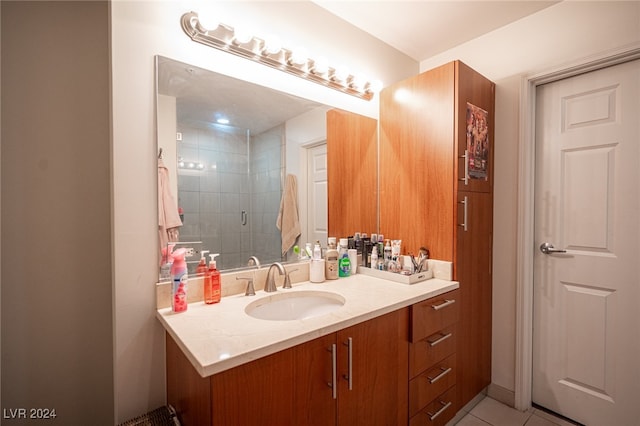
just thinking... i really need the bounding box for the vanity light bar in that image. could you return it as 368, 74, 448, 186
180, 11, 381, 101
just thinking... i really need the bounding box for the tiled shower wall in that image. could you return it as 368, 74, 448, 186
250, 125, 285, 264
176, 123, 283, 271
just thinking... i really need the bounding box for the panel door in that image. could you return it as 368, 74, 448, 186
533, 59, 640, 425
337, 309, 409, 426
307, 143, 328, 245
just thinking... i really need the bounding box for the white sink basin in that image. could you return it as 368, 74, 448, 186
245, 290, 345, 321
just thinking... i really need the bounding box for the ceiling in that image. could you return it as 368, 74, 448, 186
313, 1, 559, 61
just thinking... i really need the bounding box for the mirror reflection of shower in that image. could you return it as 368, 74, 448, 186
176, 120, 284, 271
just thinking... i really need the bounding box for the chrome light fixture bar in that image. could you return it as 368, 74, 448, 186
181, 11, 381, 101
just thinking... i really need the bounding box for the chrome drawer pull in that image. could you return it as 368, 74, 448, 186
328, 344, 337, 399
428, 400, 453, 421
343, 337, 353, 390
459, 149, 469, 185
428, 366, 452, 384
457, 196, 468, 231
427, 332, 453, 347
431, 299, 455, 311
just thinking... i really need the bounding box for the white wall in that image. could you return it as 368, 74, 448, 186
2, 2, 114, 424
419, 1, 640, 395
110, 1, 416, 421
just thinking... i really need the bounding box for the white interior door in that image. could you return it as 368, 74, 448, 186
532, 59, 639, 425
307, 143, 328, 245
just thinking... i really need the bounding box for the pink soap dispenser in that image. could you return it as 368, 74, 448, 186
205, 254, 221, 304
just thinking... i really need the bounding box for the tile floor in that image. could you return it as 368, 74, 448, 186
455, 397, 578, 426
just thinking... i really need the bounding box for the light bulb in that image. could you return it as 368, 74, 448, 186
311, 56, 328, 75
350, 74, 367, 90
263, 35, 282, 55
333, 65, 350, 83
290, 48, 308, 66
232, 27, 253, 45
197, 14, 219, 32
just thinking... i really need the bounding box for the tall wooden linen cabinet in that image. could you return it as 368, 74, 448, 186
380, 61, 495, 414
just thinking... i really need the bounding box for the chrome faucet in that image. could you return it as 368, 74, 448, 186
242, 256, 261, 296
247, 256, 261, 269
264, 262, 285, 293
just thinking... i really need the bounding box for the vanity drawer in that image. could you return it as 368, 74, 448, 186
410, 290, 459, 343
409, 324, 457, 379
409, 385, 457, 426
409, 353, 456, 417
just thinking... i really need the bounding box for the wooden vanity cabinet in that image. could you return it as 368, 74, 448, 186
380, 60, 495, 411
166, 308, 408, 426
409, 289, 459, 425
294, 308, 409, 426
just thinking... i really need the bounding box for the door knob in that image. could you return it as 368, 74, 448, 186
539, 242, 567, 254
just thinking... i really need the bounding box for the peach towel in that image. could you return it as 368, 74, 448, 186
276, 174, 301, 255
158, 158, 182, 258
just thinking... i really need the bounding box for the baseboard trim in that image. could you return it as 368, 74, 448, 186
446, 388, 488, 425
487, 383, 516, 408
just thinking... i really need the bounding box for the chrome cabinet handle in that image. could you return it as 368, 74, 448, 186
431, 299, 456, 311
343, 337, 353, 390
459, 149, 469, 185
241, 210, 247, 226
457, 196, 468, 231
428, 400, 453, 421
427, 332, 453, 347
428, 366, 452, 384
328, 344, 337, 399
540, 242, 567, 254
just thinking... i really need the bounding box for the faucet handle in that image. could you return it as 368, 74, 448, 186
283, 268, 298, 289
237, 276, 255, 296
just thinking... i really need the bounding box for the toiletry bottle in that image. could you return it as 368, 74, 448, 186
313, 241, 322, 260
170, 248, 188, 313
338, 238, 351, 277
371, 245, 379, 270
205, 253, 221, 304
384, 239, 392, 270
196, 250, 209, 277
325, 237, 339, 280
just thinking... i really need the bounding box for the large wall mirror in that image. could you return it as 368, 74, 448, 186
156, 56, 333, 275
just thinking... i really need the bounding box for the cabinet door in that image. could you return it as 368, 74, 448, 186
211, 348, 295, 425
336, 309, 409, 426
456, 191, 493, 406
455, 61, 495, 194
293, 334, 337, 426
166, 334, 212, 426
379, 63, 456, 260
327, 108, 378, 237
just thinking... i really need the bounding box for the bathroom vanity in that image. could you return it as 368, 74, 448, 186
158, 273, 459, 425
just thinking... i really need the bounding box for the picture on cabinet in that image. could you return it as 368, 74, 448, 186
466, 102, 489, 181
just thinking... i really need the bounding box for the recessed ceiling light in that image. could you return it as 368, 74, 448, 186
217, 118, 230, 125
